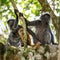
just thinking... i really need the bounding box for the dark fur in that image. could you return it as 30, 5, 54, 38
26, 13, 56, 45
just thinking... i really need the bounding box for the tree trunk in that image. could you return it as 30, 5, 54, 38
57, 30, 60, 60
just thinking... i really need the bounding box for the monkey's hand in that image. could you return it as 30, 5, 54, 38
14, 9, 19, 16
14, 9, 23, 17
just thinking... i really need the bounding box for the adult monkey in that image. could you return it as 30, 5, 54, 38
7, 12, 24, 47
26, 13, 57, 45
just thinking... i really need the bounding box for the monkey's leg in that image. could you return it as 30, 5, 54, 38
27, 28, 41, 43
32, 42, 41, 50
27, 32, 41, 50
27, 28, 41, 50
27, 31, 41, 50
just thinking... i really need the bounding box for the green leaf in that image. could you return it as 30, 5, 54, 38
1, 0, 7, 5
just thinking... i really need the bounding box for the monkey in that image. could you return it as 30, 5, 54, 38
7, 21, 24, 47
25, 13, 57, 45
7, 10, 24, 47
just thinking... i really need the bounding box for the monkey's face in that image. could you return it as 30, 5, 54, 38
40, 13, 50, 24
7, 19, 15, 30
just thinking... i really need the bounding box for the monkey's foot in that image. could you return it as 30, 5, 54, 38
32, 42, 41, 50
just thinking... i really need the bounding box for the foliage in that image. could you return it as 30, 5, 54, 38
4, 44, 57, 60
0, 0, 60, 21
0, 0, 60, 60
0, 0, 42, 37
0, 0, 60, 32
0, 0, 42, 21
0, 35, 7, 45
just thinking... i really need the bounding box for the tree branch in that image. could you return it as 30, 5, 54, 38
10, 0, 17, 9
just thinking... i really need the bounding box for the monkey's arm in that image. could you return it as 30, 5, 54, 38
12, 9, 19, 29
25, 19, 41, 26
27, 28, 42, 50
48, 27, 57, 45
48, 27, 58, 45
14, 9, 41, 26
27, 28, 40, 42
49, 27, 54, 44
